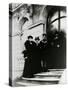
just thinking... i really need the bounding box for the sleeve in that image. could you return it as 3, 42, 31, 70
24, 41, 30, 50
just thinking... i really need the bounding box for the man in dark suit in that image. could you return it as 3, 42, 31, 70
51, 31, 66, 69
34, 37, 42, 73
47, 31, 66, 69
39, 34, 48, 72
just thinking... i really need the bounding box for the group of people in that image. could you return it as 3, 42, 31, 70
22, 31, 66, 78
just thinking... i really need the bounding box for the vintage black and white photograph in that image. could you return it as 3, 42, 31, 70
9, 3, 67, 86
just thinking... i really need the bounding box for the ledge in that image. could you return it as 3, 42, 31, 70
28, 20, 45, 30
9, 20, 45, 37
9, 3, 23, 13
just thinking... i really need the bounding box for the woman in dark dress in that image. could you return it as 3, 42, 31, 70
22, 35, 36, 78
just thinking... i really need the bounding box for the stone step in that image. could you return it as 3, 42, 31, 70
21, 76, 60, 85
16, 80, 57, 86
15, 69, 64, 86
16, 76, 60, 86
48, 69, 64, 71
15, 81, 41, 86
34, 72, 62, 78
22, 77, 59, 81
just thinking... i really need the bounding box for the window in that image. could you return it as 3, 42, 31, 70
49, 11, 66, 32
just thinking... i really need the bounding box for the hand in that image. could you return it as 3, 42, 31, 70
24, 57, 28, 59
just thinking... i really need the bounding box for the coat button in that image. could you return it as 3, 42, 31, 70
57, 44, 60, 48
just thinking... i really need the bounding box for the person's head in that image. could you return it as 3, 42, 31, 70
28, 35, 33, 41
35, 37, 40, 43
42, 33, 47, 40
54, 31, 59, 38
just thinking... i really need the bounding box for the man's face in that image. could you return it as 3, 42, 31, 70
35, 40, 39, 43
43, 35, 47, 40
29, 38, 33, 41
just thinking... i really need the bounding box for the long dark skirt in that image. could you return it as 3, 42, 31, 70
32, 56, 42, 74
23, 58, 33, 78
